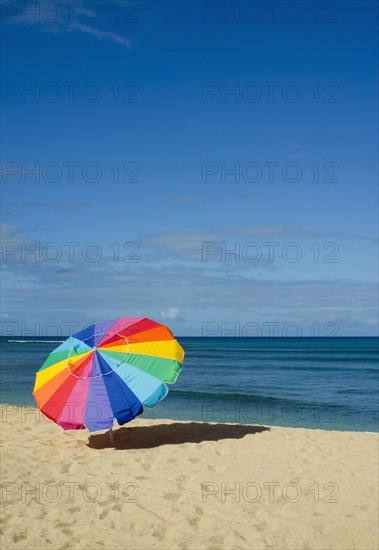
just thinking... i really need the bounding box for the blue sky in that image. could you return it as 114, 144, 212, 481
1, 0, 378, 336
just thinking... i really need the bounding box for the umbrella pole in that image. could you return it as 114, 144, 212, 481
108, 427, 114, 444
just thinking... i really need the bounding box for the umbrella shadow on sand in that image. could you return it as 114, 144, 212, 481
87, 422, 270, 450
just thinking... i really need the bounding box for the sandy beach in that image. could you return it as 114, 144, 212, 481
1, 405, 378, 550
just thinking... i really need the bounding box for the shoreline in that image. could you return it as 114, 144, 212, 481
1, 402, 377, 435
1, 405, 378, 549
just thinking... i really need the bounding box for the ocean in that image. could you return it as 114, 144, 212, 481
1, 337, 378, 432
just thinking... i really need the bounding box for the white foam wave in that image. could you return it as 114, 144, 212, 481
7, 340, 64, 343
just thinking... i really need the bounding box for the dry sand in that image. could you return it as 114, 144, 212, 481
1, 405, 378, 550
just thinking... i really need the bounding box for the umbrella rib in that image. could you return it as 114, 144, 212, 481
66, 332, 130, 379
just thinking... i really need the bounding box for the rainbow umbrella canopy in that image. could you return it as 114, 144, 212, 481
33, 317, 184, 432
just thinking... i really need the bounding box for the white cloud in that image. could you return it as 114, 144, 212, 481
1, 223, 378, 335
70, 21, 132, 49
3, 0, 132, 48
160, 307, 180, 321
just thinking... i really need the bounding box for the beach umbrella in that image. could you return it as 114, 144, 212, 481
33, 317, 184, 432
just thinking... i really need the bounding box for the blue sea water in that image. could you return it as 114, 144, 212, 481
0, 337, 378, 432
